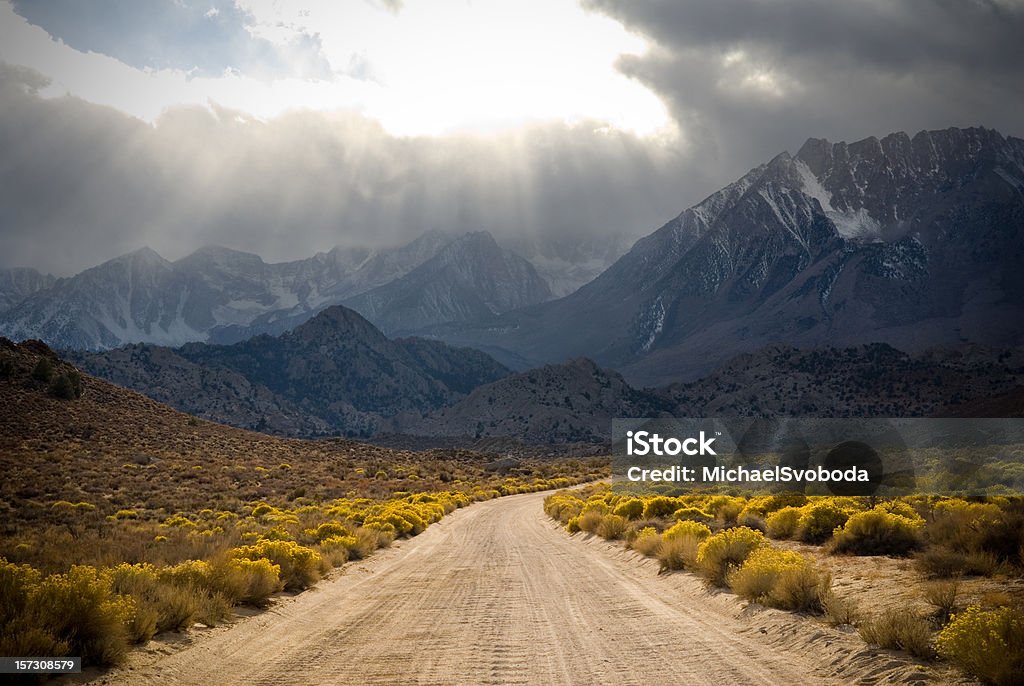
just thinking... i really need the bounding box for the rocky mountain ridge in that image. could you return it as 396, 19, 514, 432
427, 127, 1024, 385
0, 229, 558, 350
343, 231, 552, 335
393, 343, 1024, 443
0, 267, 55, 311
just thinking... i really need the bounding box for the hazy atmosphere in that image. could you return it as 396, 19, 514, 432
1, 0, 1022, 274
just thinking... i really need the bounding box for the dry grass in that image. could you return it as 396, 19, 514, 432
820, 589, 860, 626
858, 609, 935, 660
596, 514, 628, 540
922, 580, 960, 625
630, 527, 662, 557
915, 547, 1000, 579
657, 534, 703, 573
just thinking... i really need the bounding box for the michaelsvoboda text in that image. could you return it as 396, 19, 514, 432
623, 430, 869, 484
624, 464, 870, 484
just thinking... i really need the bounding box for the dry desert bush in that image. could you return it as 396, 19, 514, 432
858, 608, 935, 660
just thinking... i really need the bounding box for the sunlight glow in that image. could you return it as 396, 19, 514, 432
0, 0, 672, 137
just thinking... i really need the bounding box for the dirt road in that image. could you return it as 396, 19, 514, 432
103, 491, 941, 685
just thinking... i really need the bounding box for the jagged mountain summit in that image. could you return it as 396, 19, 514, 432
343, 231, 552, 335
503, 230, 638, 298
431, 127, 1024, 384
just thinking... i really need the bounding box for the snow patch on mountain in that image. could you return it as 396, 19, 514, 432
795, 158, 882, 241
829, 207, 883, 241
795, 159, 833, 211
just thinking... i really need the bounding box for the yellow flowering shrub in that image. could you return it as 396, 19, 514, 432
642, 496, 682, 519
795, 501, 849, 543
662, 520, 712, 542
936, 605, 1024, 685
696, 527, 766, 586
612, 498, 645, 519
728, 547, 808, 602
829, 508, 923, 556
231, 540, 322, 590
728, 547, 827, 612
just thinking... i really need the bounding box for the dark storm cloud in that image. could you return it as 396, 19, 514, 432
0, 65, 698, 275
585, 0, 1024, 176
587, 0, 1024, 74
10, 0, 330, 78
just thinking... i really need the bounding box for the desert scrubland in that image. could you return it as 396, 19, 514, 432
0, 340, 602, 670
546, 484, 1024, 685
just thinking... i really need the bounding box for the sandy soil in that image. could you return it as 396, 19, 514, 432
776, 539, 1024, 621
93, 491, 972, 685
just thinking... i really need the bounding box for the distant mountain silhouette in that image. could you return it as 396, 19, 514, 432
72, 305, 509, 437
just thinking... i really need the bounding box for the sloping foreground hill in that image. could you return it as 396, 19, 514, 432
0, 338, 594, 526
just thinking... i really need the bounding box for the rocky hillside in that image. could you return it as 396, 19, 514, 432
395, 358, 672, 443
656, 344, 1024, 418
394, 344, 1024, 443
72, 305, 509, 437
65, 343, 338, 436
0, 338, 597, 519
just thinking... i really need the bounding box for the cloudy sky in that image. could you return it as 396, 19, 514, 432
1, 0, 1022, 275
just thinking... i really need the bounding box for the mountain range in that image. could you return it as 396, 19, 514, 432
342, 231, 551, 336
5, 126, 1024, 442
0, 230, 561, 350
428, 127, 1024, 384
71, 304, 1024, 442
